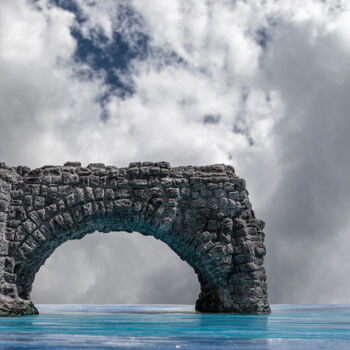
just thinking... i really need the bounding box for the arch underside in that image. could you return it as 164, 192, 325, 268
0, 161, 270, 315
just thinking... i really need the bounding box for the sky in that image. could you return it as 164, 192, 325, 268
1, 0, 350, 305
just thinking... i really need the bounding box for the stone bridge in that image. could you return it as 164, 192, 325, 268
0, 161, 269, 316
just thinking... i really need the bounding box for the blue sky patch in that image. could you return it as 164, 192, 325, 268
203, 114, 221, 125
43, 0, 152, 119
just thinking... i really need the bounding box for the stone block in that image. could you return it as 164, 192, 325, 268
71, 206, 84, 223
165, 198, 177, 207
22, 220, 36, 234
218, 233, 231, 244
115, 190, 130, 199
85, 187, 94, 201
191, 198, 207, 208
161, 178, 172, 187
200, 189, 212, 198
74, 188, 84, 203
139, 167, 151, 177
180, 187, 190, 199
197, 240, 215, 253
104, 201, 114, 214
88, 163, 105, 169
239, 263, 256, 272
93, 168, 108, 177
105, 189, 115, 200
28, 212, 42, 226
93, 188, 104, 200
191, 191, 200, 199
224, 243, 233, 254
0, 200, 9, 212
159, 168, 169, 177
228, 191, 240, 200
57, 200, 65, 211
207, 198, 219, 210
37, 208, 49, 221
214, 189, 226, 198
127, 167, 139, 178
116, 180, 127, 189
64, 161, 81, 167
223, 182, 235, 191
58, 185, 72, 196
150, 167, 160, 176
255, 246, 266, 258
46, 204, 58, 217
114, 199, 132, 210
197, 231, 212, 244
33, 196, 45, 209
130, 179, 148, 188
234, 254, 253, 264
150, 187, 164, 197
0, 240, 8, 256
156, 161, 170, 169
0, 212, 7, 222
165, 188, 180, 198
32, 230, 47, 243
89, 175, 99, 187
219, 198, 228, 209
207, 220, 218, 230
62, 172, 79, 184
82, 203, 93, 217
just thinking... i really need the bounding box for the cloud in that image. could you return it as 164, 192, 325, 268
0, 0, 106, 167
1, 0, 282, 168
260, 7, 350, 303
2, 0, 350, 304
32, 232, 199, 304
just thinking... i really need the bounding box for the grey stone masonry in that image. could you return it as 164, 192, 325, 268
0, 161, 270, 316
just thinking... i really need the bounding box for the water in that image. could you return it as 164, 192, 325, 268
0, 304, 350, 349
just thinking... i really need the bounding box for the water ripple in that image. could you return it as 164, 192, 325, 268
0, 304, 349, 349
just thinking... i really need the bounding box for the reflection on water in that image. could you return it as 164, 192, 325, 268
0, 304, 349, 349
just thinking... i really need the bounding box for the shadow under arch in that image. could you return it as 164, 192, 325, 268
31, 230, 200, 304
14, 207, 209, 304
0, 161, 270, 315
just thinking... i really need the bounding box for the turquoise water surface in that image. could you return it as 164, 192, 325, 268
0, 304, 349, 349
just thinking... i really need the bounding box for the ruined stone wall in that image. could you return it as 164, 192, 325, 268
0, 161, 269, 316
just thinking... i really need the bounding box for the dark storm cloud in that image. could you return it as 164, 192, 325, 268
261, 18, 350, 303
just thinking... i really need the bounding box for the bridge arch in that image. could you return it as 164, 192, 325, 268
0, 161, 270, 315
31, 231, 200, 304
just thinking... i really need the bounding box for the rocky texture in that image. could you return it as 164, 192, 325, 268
0, 295, 38, 316
0, 161, 270, 316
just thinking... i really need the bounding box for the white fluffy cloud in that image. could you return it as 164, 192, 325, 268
0, 0, 284, 168
0, 0, 106, 166
1, 0, 350, 304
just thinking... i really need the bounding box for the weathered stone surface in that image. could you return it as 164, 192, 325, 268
0, 162, 270, 316
0, 295, 38, 316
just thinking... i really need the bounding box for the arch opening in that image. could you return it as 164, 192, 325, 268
0, 161, 270, 315
31, 230, 200, 305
